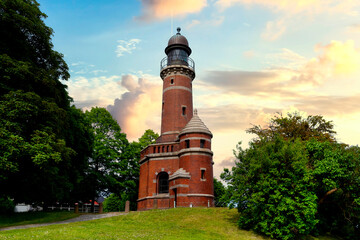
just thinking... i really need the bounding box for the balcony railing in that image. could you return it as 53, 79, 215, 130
160, 56, 195, 71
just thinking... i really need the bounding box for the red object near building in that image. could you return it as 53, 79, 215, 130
137, 28, 214, 210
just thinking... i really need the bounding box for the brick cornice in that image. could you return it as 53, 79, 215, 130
160, 65, 195, 80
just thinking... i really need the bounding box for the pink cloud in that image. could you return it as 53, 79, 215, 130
137, 0, 207, 21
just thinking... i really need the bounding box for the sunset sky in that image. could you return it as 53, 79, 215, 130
39, 0, 360, 178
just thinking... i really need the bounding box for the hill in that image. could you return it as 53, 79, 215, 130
0, 208, 338, 239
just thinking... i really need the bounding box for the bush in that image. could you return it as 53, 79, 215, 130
0, 196, 15, 214
103, 194, 122, 212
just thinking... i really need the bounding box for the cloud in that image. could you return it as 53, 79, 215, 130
347, 23, 360, 32
261, 19, 286, 41
185, 16, 224, 29
69, 61, 107, 76
243, 50, 255, 58
216, 1, 360, 40
116, 39, 141, 57
137, 0, 207, 21
198, 104, 275, 132
107, 74, 162, 140
205, 40, 360, 96
295, 95, 360, 116
215, 0, 360, 15
217, 156, 237, 168
314, 40, 360, 75
186, 19, 201, 29
65, 75, 124, 109
203, 70, 300, 98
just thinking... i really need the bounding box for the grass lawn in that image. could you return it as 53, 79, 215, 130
0, 208, 340, 240
0, 211, 79, 229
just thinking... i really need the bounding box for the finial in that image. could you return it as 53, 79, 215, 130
194, 109, 198, 115
176, 27, 181, 35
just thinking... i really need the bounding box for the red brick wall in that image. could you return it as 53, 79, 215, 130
160, 74, 193, 141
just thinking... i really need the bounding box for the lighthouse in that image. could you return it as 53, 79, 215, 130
137, 28, 214, 210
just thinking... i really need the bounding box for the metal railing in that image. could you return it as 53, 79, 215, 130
160, 56, 195, 71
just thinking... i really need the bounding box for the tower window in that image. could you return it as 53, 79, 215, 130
153, 146, 156, 153
162, 146, 164, 152
182, 106, 186, 115
158, 172, 169, 194
185, 140, 190, 148
171, 145, 174, 152
200, 139, 205, 148
167, 145, 169, 152
201, 169, 206, 180
158, 146, 160, 153
170, 78, 174, 85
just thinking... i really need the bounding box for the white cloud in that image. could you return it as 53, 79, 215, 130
65, 75, 124, 109
186, 19, 201, 29
261, 19, 286, 41
115, 39, 141, 57
185, 16, 224, 29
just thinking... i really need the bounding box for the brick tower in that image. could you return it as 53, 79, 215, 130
137, 28, 214, 210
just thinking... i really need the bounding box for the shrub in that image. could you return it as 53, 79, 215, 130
0, 196, 15, 214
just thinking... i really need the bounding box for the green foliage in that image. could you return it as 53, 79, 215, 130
136, 129, 159, 150
102, 193, 132, 212
222, 112, 360, 239
84, 107, 140, 210
306, 140, 360, 239
224, 137, 318, 239
103, 194, 122, 212
213, 178, 226, 207
0, 197, 15, 215
0, 0, 93, 205
247, 112, 336, 142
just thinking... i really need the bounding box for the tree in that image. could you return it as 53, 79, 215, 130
0, 0, 93, 207
247, 112, 336, 143
222, 112, 360, 239
213, 178, 226, 207
84, 107, 139, 210
136, 129, 159, 150
125, 129, 159, 210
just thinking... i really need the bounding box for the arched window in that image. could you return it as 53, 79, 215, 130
158, 172, 169, 194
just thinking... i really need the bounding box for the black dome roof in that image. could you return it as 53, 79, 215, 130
165, 27, 192, 55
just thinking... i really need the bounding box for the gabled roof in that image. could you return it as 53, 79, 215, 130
180, 109, 212, 137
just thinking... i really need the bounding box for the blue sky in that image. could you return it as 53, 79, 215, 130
38, 0, 360, 178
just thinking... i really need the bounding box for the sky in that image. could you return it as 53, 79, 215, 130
38, 0, 360, 179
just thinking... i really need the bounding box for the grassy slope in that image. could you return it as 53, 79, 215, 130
0, 212, 79, 228
0, 208, 339, 240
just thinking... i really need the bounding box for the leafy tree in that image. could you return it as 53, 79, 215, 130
136, 129, 159, 150
0, 0, 93, 207
84, 107, 139, 210
213, 178, 226, 207
222, 112, 360, 239
247, 112, 336, 143
306, 140, 360, 238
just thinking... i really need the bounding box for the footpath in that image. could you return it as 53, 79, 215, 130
0, 212, 127, 231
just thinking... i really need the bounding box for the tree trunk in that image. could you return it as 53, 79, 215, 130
318, 188, 338, 204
